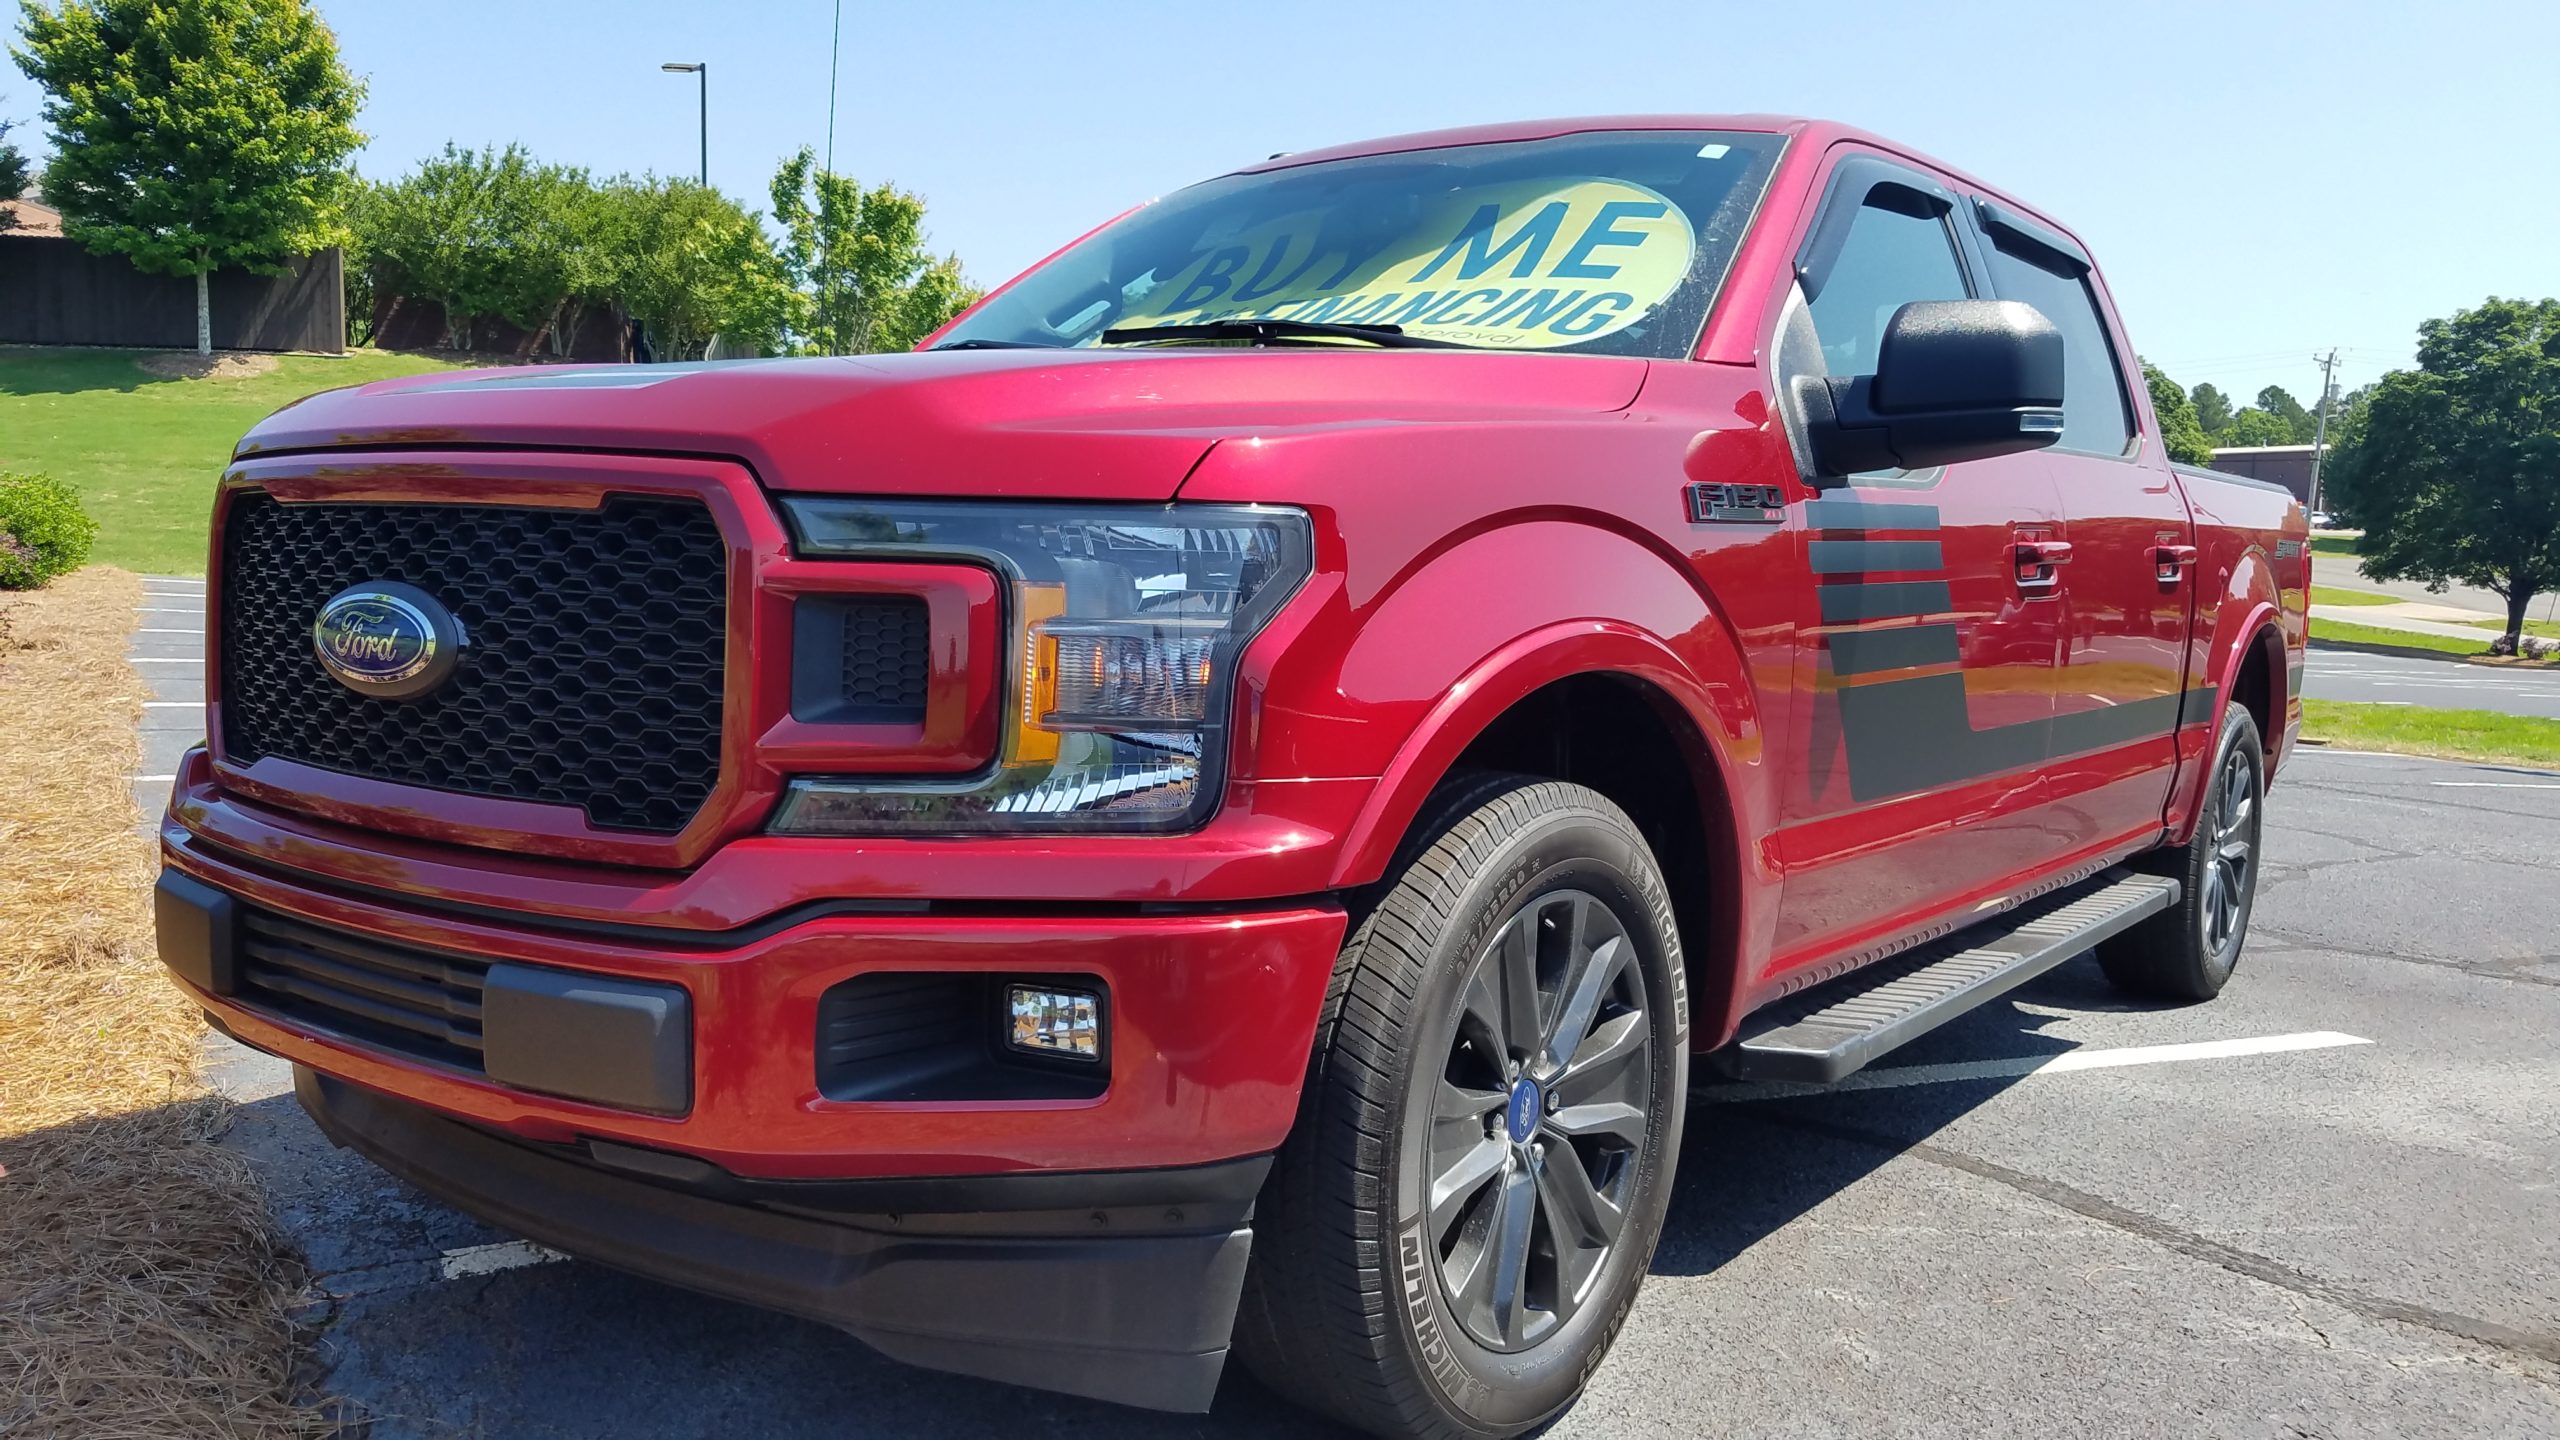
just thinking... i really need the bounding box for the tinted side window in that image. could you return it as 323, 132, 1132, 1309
1805, 200, 1969, 376
1982, 245, 2133, 456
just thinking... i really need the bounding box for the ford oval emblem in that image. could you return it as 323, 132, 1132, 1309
311, 581, 465, 700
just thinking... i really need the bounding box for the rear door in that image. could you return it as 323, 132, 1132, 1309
1765, 152, 2070, 978
1963, 199, 2196, 852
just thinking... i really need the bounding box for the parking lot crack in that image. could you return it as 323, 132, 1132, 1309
1766, 1114, 2560, 1373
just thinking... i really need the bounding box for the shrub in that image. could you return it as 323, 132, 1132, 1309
0, 474, 101, 589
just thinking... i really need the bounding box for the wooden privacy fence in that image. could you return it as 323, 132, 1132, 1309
0, 237, 346, 353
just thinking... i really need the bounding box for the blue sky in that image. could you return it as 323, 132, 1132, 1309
13, 0, 2555, 397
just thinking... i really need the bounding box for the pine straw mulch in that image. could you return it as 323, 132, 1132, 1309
0, 568, 329, 1438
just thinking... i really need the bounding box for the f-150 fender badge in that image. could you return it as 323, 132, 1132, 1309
1685, 481, 1787, 524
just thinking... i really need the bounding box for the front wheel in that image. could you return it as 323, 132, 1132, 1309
1235, 776, 1689, 1439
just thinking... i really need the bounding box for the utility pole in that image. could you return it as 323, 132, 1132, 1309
2307, 348, 2339, 516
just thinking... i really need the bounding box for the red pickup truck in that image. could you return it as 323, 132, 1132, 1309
156, 116, 2307, 1438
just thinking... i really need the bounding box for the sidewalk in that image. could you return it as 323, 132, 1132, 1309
131, 573, 206, 836
2309, 601, 2508, 643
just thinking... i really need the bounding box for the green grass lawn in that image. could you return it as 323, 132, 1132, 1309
2309, 584, 2396, 607
2442, 612, 2560, 641
2309, 533, 2361, 558
2302, 699, 2560, 771
0, 347, 468, 574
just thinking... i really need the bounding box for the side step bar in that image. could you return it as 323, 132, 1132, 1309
1723, 870, 2182, 1083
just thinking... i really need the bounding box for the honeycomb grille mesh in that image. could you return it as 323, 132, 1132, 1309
840, 596, 928, 721
220, 493, 729, 834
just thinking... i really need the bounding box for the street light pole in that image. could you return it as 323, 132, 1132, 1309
661, 62, 707, 186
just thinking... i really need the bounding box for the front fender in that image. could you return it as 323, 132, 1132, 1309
1296, 518, 1769, 890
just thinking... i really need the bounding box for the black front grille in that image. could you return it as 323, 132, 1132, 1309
237, 907, 489, 1072
221, 493, 729, 834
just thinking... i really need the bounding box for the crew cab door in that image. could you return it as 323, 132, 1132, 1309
1764, 153, 2070, 979
1963, 199, 2196, 852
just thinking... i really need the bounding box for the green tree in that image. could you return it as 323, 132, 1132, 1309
358, 144, 592, 349
2328, 297, 2560, 651
0, 97, 29, 229
769, 147, 979, 355
2220, 408, 2296, 448
13, 0, 365, 354
2255, 384, 2318, 444
2189, 382, 2234, 438
2142, 360, 2218, 466
605, 176, 792, 361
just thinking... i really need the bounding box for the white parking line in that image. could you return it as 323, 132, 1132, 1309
131, 774, 175, 783
129, 657, 199, 664
144, 701, 201, 709
439, 1240, 568, 1280
1694, 1031, 2373, 1103
137, 606, 201, 614
138, 628, 203, 635
2431, 781, 2560, 790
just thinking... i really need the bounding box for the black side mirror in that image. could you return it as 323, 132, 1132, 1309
1800, 299, 2066, 475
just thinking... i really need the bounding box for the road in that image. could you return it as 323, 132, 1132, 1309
2304, 644, 2560, 719
134, 584, 2560, 1436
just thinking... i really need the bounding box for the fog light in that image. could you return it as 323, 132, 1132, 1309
1006, 984, 1103, 1062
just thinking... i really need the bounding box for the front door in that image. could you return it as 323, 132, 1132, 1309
1765, 153, 2069, 983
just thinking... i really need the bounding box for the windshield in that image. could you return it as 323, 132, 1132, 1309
937, 130, 1785, 358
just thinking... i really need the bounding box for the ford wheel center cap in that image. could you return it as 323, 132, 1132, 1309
311, 581, 465, 700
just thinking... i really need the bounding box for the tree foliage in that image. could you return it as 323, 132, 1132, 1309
0, 95, 29, 226
2254, 384, 2319, 444
12, 0, 365, 352
2327, 297, 2560, 648
2220, 408, 2297, 447
2141, 360, 2219, 466
346, 143, 975, 363
2189, 382, 2233, 438
769, 147, 980, 355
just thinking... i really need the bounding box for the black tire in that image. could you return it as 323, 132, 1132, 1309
2100, 704, 2266, 1001
1235, 774, 1689, 1440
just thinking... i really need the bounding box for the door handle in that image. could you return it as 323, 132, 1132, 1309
2152, 544, 2199, 582
2013, 538, 2074, 587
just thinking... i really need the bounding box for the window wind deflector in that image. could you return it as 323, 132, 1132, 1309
1973, 197, 2092, 277
1097, 319, 1474, 350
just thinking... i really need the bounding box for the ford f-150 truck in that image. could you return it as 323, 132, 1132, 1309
155, 116, 2308, 1439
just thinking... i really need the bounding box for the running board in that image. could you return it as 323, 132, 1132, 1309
1723, 871, 2182, 1083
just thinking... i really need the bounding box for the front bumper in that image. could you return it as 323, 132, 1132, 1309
295, 1066, 1257, 1411
161, 823, 1345, 1178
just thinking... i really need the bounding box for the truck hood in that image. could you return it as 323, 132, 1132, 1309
237, 348, 1651, 501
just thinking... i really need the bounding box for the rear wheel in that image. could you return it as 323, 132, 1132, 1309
2101, 705, 2265, 1001
1236, 775, 1689, 1439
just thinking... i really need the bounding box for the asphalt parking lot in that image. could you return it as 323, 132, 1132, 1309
141, 588, 2560, 1438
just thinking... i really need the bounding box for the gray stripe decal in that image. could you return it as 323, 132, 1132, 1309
1804, 499, 1941, 531
1810, 539, 1945, 575
1835, 680, 2218, 803
1830, 623, 1961, 677
1819, 581, 1953, 624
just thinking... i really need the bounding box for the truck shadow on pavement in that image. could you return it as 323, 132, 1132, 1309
233, 960, 2164, 1439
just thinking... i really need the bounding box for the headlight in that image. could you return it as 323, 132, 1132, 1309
770, 498, 1313, 833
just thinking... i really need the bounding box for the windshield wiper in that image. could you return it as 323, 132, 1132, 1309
929, 337, 1062, 351
1097, 319, 1473, 350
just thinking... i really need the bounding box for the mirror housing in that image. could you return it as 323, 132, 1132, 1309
1800, 299, 2067, 475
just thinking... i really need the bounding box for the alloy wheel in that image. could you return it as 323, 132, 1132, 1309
1424, 888, 1653, 1352
2204, 744, 2260, 955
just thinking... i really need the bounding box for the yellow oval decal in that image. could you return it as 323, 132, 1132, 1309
1112, 177, 1697, 349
